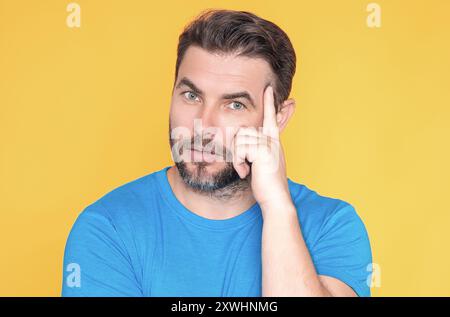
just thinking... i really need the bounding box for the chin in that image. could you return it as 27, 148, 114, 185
175, 158, 242, 193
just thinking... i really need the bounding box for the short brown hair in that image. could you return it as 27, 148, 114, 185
175, 9, 296, 111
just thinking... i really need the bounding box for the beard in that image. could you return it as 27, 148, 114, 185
169, 122, 250, 197
176, 160, 241, 192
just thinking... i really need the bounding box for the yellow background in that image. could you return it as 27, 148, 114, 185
1, 0, 449, 296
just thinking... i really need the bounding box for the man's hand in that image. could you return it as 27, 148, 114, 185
231, 86, 291, 210
230, 86, 357, 297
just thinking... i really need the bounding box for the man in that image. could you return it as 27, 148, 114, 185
62, 9, 372, 297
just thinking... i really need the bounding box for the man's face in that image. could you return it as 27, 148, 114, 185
169, 45, 274, 193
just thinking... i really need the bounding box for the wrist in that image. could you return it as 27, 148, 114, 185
260, 194, 296, 220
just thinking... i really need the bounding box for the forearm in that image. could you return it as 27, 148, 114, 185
261, 199, 331, 297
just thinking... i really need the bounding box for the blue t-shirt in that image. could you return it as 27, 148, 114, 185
62, 166, 372, 297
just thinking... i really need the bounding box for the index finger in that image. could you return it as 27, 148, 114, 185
262, 85, 279, 139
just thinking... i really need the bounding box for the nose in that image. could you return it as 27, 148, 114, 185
200, 104, 217, 127
194, 104, 218, 138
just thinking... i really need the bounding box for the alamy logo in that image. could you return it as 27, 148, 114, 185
366, 3, 382, 28
66, 263, 81, 288
66, 3, 81, 28
367, 262, 381, 288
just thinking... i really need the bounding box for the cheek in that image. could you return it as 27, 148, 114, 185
216, 111, 261, 129
221, 120, 261, 150
170, 100, 196, 129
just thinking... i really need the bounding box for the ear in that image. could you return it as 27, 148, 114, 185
276, 98, 296, 133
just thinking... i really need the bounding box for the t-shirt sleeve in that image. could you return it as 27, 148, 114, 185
61, 203, 143, 296
310, 202, 372, 297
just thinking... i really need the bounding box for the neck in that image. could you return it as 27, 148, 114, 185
167, 165, 257, 220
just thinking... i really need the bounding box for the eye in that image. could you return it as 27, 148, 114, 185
228, 101, 246, 111
182, 91, 200, 103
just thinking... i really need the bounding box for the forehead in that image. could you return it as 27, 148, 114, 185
176, 46, 273, 99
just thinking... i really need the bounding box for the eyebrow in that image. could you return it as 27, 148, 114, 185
175, 76, 256, 108
176, 77, 204, 95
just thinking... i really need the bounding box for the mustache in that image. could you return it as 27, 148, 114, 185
181, 136, 225, 156
171, 134, 234, 162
